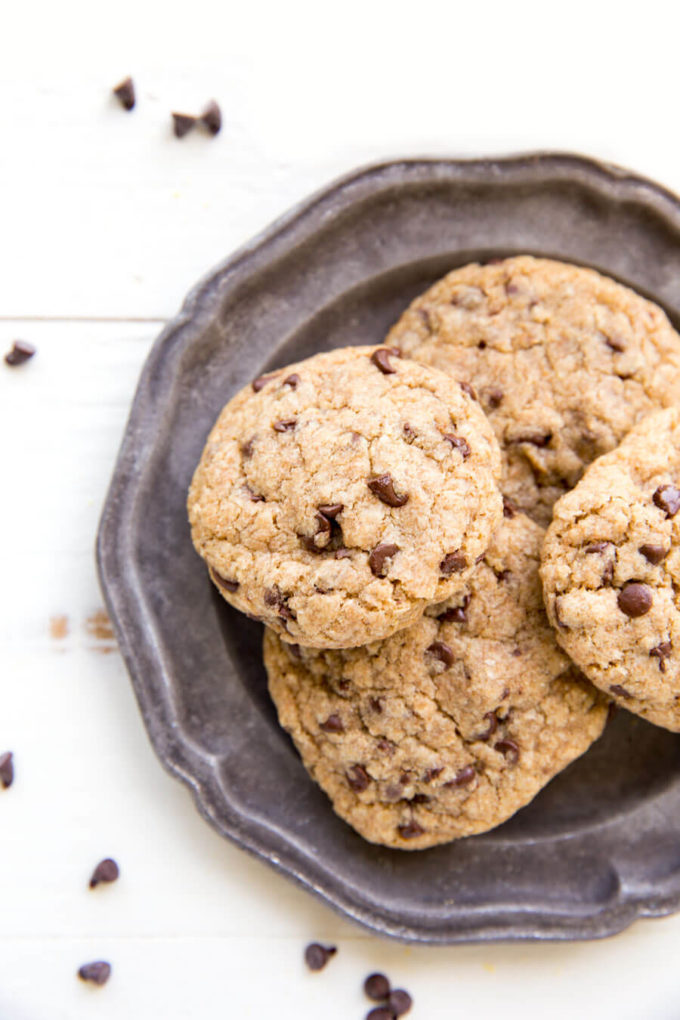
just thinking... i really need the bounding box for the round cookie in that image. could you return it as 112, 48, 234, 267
386, 256, 680, 525
541, 407, 680, 731
188, 345, 502, 649
265, 512, 608, 849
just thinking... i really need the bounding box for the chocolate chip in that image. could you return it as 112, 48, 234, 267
367, 1008, 394, 1020
486, 388, 503, 409
368, 543, 399, 577
112, 76, 135, 110
371, 347, 400, 374
252, 372, 278, 392
553, 598, 569, 630
318, 503, 343, 519
460, 381, 477, 400
585, 541, 610, 554
617, 582, 653, 617
389, 989, 413, 1016
653, 484, 680, 517
200, 99, 222, 135
281, 372, 300, 389
320, 714, 344, 733
397, 821, 425, 840
0, 752, 14, 789
403, 423, 417, 442
650, 641, 672, 672
367, 474, 409, 507
4, 340, 36, 366
443, 433, 471, 459
609, 684, 633, 700
640, 544, 668, 565
246, 487, 265, 503
409, 793, 430, 805
364, 972, 391, 1001
440, 551, 466, 576
273, 418, 296, 432
89, 858, 119, 888
78, 961, 111, 986
511, 431, 552, 447
502, 497, 518, 518
376, 739, 395, 755
473, 712, 497, 741
304, 943, 336, 971
426, 640, 454, 667
495, 738, 520, 764
211, 569, 239, 593
369, 697, 383, 713
399, 771, 411, 786
288, 644, 302, 659
347, 765, 370, 792
444, 765, 476, 788
423, 767, 443, 783
601, 560, 615, 585
494, 568, 512, 583
437, 596, 470, 623
171, 112, 197, 138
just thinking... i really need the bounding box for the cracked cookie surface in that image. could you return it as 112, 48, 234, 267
188, 345, 502, 648
541, 408, 680, 731
386, 256, 680, 525
265, 512, 608, 848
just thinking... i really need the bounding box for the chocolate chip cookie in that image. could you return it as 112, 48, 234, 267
386, 256, 680, 524
188, 345, 502, 649
265, 512, 608, 848
541, 407, 680, 731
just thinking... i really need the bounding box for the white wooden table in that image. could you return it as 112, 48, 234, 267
3, 2, 680, 1016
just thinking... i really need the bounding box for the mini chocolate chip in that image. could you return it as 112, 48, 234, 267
335, 547, 352, 559
494, 568, 511, 583
443, 433, 471, 459
502, 497, 518, 518
78, 961, 111, 986
171, 112, 197, 138
397, 821, 425, 840
423, 767, 443, 783
473, 712, 497, 741
89, 858, 119, 888
486, 388, 503, 409
304, 943, 336, 971
241, 438, 255, 458
367, 474, 409, 507
211, 570, 239, 593
318, 503, 343, 519
376, 739, 395, 755
440, 551, 467, 576
601, 560, 615, 585
200, 99, 222, 135
252, 372, 278, 392
398, 771, 411, 786
320, 714, 344, 733
585, 541, 610, 554
4, 340, 36, 366
640, 544, 668, 565
653, 484, 680, 517
403, 423, 417, 442
283, 372, 300, 388
264, 588, 279, 607
0, 752, 14, 789
478, 340, 487, 349
367, 1008, 394, 1020
650, 641, 672, 672
369, 697, 383, 713
368, 543, 399, 577
409, 793, 430, 805
347, 765, 370, 792
112, 76, 135, 110
609, 684, 633, 700
460, 381, 477, 400
445, 765, 476, 788
495, 738, 520, 764
365, 972, 391, 1001
617, 582, 653, 617
273, 418, 296, 432
426, 640, 454, 667
389, 989, 413, 1016
371, 347, 400, 374
512, 431, 552, 447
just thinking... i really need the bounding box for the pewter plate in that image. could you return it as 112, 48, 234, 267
97, 153, 680, 943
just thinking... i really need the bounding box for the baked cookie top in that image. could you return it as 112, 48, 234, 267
188, 345, 502, 649
541, 407, 680, 731
265, 512, 608, 849
386, 256, 680, 525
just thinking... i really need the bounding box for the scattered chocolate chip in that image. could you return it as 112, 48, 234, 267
409, 793, 430, 805
445, 765, 476, 788
473, 712, 497, 741
368, 543, 399, 577
426, 640, 454, 667
443, 433, 471, 459
650, 641, 672, 672
397, 821, 424, 840
440, 551, 467, 576
585, 541, 610, 554
367, 1008, 394, 1020
437, 596, 470, 623
304, 943, 336, 971
369, 697, 383, 713
365, 972, 391, 1001
211, 570, 239, 593
112, 76, 135, 111
389, 989, 413, 1016
371, 347, 400, 374
171, 112, 197, 138
609, 684, 633, 700
367, 474, 409, 507
335, 547, 352, 559
495, 739, 520, 764
486, 388, 504, 409
494, 568, 512, 583
252, 372, 278, 392
601, 560, 615, 585
403, 423, 417, 442
511, 431, 552, 447
653, 484, 680, 517
423, 767, 443, 783
200, 99, 222, 135
376, 739, 395, 755
460, 381, 477, 401
617, 582, 653, 618
553, 598, 569, 630
273, 418, 296, 432
4, 340, 36, 366
280, 373, 300, 389
605, 335, 626, 352
478, 340, 487, 349
89, 858, 119, 888
320, 714, 344, 734
502, 497, 518, 518
0, 752, 14, 789
78, 961, 111, 986
318, 503, 343, 519
347, 765, 370, 792
640, 544, 668, 565
399, 771, 411, 786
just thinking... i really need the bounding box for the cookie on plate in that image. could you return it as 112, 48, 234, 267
541, 407, 680, 731
386, 256, 680, 524
188, 345, 502, 649
265, 511, 608, 849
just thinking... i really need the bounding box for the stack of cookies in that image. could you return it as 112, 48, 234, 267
187, 256, 680, 850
